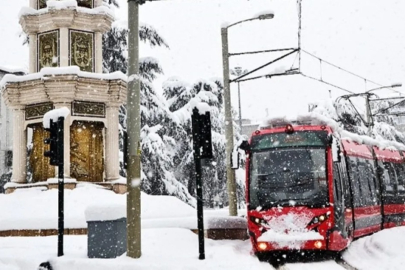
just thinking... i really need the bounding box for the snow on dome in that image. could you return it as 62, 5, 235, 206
0, 66, 127, 90
18, 0, 114, 19
43, 107, 70, 128
47, 0, 78, 10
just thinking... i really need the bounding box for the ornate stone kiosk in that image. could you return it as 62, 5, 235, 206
1, 0, 127, 193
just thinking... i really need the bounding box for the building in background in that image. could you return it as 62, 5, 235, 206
0, 66, 25, 190
240, 119, 260, 138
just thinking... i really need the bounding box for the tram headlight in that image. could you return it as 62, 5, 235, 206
250, 216, 266, 226
314, 241, 323, 249
308, 212, 330, 226
257, 242, 268, 251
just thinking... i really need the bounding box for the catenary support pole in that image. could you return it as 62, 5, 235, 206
238, 82, 242, 131
365, 94, 373, 136
221, 27, 237, 216
127, 0, 142, 259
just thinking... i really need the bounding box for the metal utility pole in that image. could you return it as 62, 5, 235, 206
231, 67, 249, 131
127, 0, 142, 259
365, 94, 373, 136
221, 27, 237, 217
221, 14, 274, 217
237, 82, 242, 130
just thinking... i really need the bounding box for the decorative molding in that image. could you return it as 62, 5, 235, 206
72, 101, 105, 118
69, 30, 94, 72
25, 103, 54, 120
38, 30, 59, 71
2, 75, 127, 108
19, 8, 114, 34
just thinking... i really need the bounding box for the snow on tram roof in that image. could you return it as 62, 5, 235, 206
259, 112, 405, 151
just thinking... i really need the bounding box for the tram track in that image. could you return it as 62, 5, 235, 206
269, 258, 358, 270
335, 257, 357, 270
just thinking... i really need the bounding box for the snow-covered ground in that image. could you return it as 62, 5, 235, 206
1, 184, 405, 270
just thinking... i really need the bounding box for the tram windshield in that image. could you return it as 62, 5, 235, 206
249, 131, 329, 209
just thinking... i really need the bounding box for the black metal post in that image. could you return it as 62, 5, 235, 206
57, 117, 64, 257
194, 150, 205, 260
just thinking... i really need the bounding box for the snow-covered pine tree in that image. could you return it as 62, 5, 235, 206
312, 98, 405, 144
162, 77, 195, 194
102, 2, 195, 205
163, 77, 242, 208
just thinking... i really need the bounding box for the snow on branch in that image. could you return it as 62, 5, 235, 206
139, 23, 169, 48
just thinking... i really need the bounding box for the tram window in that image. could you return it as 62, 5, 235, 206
394, 164, 405, 193
358, 162, 372, 206
382, 162, 395, 193
339, 157, 352, 209
333, 163, 343, 209
348, 158, 362, 207
366, 161, 378, 205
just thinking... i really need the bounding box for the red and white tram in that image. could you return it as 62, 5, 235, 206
235, 118, 405, 260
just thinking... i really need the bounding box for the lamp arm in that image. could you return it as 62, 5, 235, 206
225, 18, 258, 29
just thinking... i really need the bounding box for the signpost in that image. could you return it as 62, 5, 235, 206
191, 107, 213, 260
43, 108, 69, 257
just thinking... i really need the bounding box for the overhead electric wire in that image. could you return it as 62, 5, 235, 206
230, 49, 299, 83
301, 49, 384, 88
229, 48, 297, 57
235, 71, 300, 83
300, 72, 355, 94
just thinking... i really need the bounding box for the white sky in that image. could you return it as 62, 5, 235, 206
1, 0, 405, 121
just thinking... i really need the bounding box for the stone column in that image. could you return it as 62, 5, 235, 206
29, 0, 36, 9
29, 34, 37, 73
59, 28, 69, 67
54, 103, 72, 178
11, 107, 27, 183
95, 32, 103, 73
94, 0, 103, 7
105, 105, 120, 181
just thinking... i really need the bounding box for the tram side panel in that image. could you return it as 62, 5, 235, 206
341, 140, 382, 238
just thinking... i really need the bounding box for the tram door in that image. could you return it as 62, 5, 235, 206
70, 121, 104, 182
29, 124, 55, 182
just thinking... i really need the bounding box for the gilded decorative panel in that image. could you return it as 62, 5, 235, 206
26, 103, 54, 120
72, 101, 105, 118
71, 121, 104, 182
29, 124, 55, 182
38, 0, 93, 9
38, 31, 59, 71
70, 30, 94, 72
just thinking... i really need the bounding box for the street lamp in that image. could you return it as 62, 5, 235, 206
230, 67, 249, 131
221, 13, 274, 216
